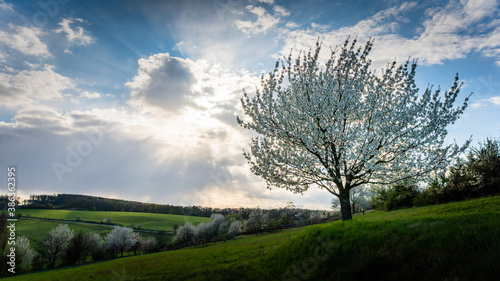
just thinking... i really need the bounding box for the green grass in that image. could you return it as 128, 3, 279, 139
19, 209, 210, 231
8, 196, 500, 281
7, 227, 307, 281
264, 205, 500, 280
15, 219, 113, 249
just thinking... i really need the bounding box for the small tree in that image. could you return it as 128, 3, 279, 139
129, 232, 142, 255
172, 222, 195, 246
208, 214, 225, 237
64, 230, 85, 266
218, 220, 230, 235
228, 220, 242, 239
172, 223, 180, 232
194, 222, 209, 241
309, 211, 324, 223
225, 212, 243, 221
0, 212, 7, 253
238, 37, 470, 220
104, 227, 137, 257
140, 237, 157, 254
243, 208, 268, 234
43, 224, 74, 268
82, 232, 103, 262
16, 236, 36, 272
467, 138, 500, 196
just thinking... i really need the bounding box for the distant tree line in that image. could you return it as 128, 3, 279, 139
18, 194, 330, 221
371, 138, 500, 211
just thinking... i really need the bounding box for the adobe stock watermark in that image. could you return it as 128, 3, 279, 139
19, 0, 71, 28
192, 166, 233, 209
6, 166, 18, 274
281, 235, 339, 281
209, 168, 232, 187
51, 129, 106, 183
111, 267, 135, 281
470, 74, 500, 102
50, 96, 130, 183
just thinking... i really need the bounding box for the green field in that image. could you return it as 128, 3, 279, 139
15, 219, 113, 249
9, 196, 500, 281
19, 209, 210, 231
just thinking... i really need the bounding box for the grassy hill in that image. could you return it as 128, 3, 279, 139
8, 196, 500, 281
19, 209, 210, 231
15, 219, 113, 249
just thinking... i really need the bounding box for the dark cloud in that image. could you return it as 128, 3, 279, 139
127, 53, 196, 113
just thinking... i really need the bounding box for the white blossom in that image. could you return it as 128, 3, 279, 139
243, 208, 269, 232
15, 236, 36, 270
172, 222, 195, 245
140, 237, 157, 253
43, 224, 74, 268
104, 227, 137, 256
83, 232, 103, 260
208, 214, 225, 237
228, 220, 242, 237
194, 222, 209, 240
238, 37, 470, 220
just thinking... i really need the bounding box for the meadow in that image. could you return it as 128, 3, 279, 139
8, 196, 499, 281
15, 219, 113, 249
18, 209, 210, 231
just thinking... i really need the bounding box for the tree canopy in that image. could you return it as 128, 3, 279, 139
238, 37, 470, 220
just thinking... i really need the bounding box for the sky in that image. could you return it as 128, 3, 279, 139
0, 0, 499, 210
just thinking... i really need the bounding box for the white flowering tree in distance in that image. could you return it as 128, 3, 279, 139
238, 37, 471, 220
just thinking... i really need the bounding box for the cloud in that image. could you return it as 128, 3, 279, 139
0, 0, 13, 12
414, 0, 498, 64
471, 96, 500, 107
79, 91, 101, 99
0, 100, 258, 207
0, 44, 308, 208
0, 24, 50, 57
54, 18, 95, 46
234, 5, 281, 35
12, 107, 73, 134
0, 64, 74, 108
285, 21, 299, 29
126, 53, 196, 113
278, 0, 500, 68
274, 5, 290, 17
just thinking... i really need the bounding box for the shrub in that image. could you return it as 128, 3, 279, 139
372, 182, 419, 211
208, 214, 225, 237
194, 222, 209, 241
16, 236, 36, 272
43, 224, 74, 268
104, 227, 137, 257
243, 208, 268, 233
172, 222, 195, 246
228, 221, 242, 238
265, 219, 280, 232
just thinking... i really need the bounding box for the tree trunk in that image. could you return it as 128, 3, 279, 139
339, 190, 352, 220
